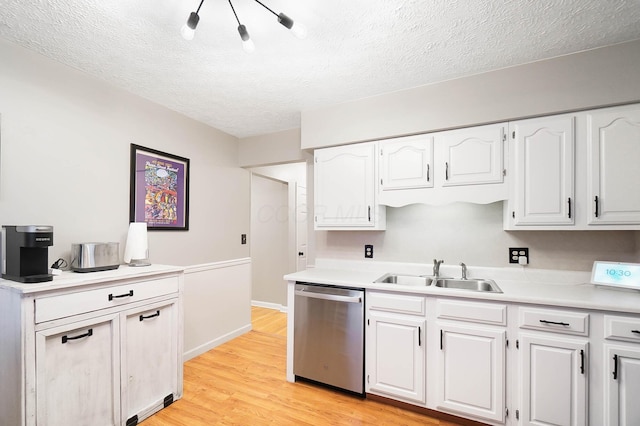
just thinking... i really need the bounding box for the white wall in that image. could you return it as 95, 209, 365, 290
0, 39, 252, 357
238, 128, 309, 167
183, 259, 251, 360
301, 39, 640, 149
315, 203, 639, 271
250, 174, 289, 308
0, 39, 250, 266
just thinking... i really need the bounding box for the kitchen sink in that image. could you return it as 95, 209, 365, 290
433, 278, 502, 293
374, 273, 433, 286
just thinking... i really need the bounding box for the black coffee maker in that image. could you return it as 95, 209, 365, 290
1, 225, 54, 283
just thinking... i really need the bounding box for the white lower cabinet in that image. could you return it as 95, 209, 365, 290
604, 345, 640, 425
36, 314, 121, 425
602, 314, 640, 425
366, 291, 426, 404
360, 290, 640, 426
434, 298, 507, 424
436, 324, 506, 423
122, 300, 180, 425
519, 333, 588, 426
0, 266, 184, 426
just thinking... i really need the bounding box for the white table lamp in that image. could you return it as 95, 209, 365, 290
124, 222, 151, 267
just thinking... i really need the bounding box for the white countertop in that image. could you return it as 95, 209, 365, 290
0, 264, 184, 295
284, 259, 640, 315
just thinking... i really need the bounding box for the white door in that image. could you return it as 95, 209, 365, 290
296, 184, 307, 271
314, 142, 379, 228
436, 123, 506, 187
379, 134, 434, 190
605, 345, 640, 426
367, 312, 425, 404
587, 105, 640, 224
511, 116, 575, 225
437, 324, 505, 423
520, 333, 588, 426
36, 314, 120, 426
122, 300, 180, 425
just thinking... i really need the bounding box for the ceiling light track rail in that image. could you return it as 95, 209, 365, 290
180, 0, 307, 52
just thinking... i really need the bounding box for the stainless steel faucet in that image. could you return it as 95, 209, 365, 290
460, 262, 467, 280
433, 259, 444, 278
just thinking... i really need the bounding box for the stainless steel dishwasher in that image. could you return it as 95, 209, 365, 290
293, 282, 365, 394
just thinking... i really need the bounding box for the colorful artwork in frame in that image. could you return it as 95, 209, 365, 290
129, 144, 190, 230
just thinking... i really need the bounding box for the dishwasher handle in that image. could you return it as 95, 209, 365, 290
295, 289, 362, 304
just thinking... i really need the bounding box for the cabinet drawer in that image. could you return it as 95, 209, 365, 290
35, 276, 179, 323
437, 299, 507, 326
604, 315, 640, 343
367, 292, 425, 316
519, 307, 589, 336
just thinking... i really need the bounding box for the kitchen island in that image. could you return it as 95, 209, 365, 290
285, 259, 640, 426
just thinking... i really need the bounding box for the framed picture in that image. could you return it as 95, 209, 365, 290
129, 144, 190, 231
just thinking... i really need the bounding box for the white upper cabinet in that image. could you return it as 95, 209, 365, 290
587, 104, 640, 225
436, 123, 506, 187
378, 123, 508, 206
509, 115, 575, 226
314, 142, 385, 230
379, 134, 434, 191
504, 103, 640, 230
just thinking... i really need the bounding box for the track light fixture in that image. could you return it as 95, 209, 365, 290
181, 0, 307, 52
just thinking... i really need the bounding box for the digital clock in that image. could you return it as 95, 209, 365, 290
591, 261, 640, 290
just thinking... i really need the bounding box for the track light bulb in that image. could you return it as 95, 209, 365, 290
181, 11, 200, 40
237, 25, 255, 53
290, 22, 307, 39
277, 13, 307, 39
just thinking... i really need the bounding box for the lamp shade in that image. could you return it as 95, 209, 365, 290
124, 222, 150, 266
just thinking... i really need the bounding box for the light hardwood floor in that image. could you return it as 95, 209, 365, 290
142, 306, 464, 425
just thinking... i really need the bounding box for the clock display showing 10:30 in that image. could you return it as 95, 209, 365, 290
606, 268, 633, 277
592, 262, 640, 289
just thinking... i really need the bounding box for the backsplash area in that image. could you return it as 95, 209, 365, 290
314, 202, 639, 271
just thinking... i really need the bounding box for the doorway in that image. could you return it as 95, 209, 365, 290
249, 162, 307, 310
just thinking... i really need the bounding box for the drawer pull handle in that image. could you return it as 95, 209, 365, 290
62, 328, 93, 344
539, 319, 569, 326
108, 290, 134, 301
594, 195, 599, 217
418, 326, 422, 347
445, 162, 449, 180
140, 310, 161, 322
426, 164, 430, 182
568, 197, 572, 219
580, 349, 585, 375
613, 354, 618, 380
632, 330, 640, 335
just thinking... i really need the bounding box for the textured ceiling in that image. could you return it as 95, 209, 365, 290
1, 0, 640, 138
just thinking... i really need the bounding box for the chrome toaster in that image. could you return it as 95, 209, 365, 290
70, 242, 120, 272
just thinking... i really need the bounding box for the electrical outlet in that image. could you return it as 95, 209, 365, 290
509, 247, 529, 264
241, 234, 247, 245
364, 244, 373, 259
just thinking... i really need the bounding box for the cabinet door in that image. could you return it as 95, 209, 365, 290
605, 345, 640, 426
122, 300, 180, 425
436, 123, 505, 187
367, 312, 425, 404
314, 142, 384, 229
36, 314, 120, 426
511, 116, 575, 225
437, 324, 505, 423
520, 334, 587, 426
588, 105, 640, 224
380, 135, 434, 191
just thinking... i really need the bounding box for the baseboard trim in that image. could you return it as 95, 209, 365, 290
251, 300, 288, 313
183, 324, 252, 361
